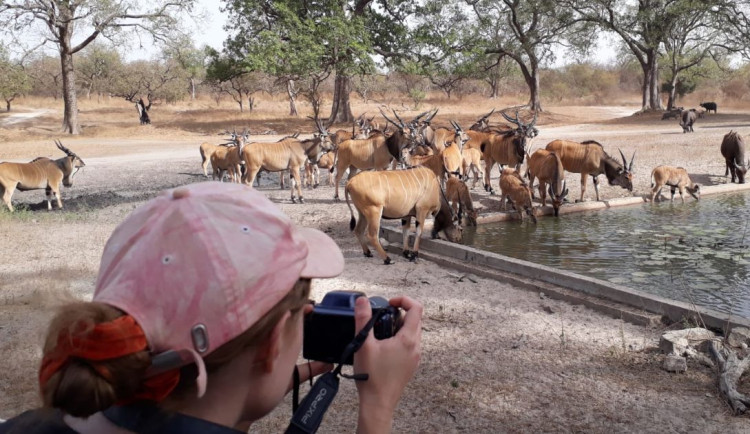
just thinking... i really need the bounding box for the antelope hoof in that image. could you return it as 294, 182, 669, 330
384, 257, 393, 265
402, 250, 412, 258
409, 252, 419, 262
291, 197, 296, 204
333, 196, 340, 202
364, 251, 373, 258
314, 183, 319, 189
299, 197, 305, 204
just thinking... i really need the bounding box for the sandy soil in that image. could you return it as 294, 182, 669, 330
1, 103, 749, 432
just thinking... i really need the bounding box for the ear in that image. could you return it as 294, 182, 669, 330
255, 310, 292, 373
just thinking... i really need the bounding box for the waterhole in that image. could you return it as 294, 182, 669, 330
463, 191, 750, 316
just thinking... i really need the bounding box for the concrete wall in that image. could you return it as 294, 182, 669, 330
380, 226, 750, 332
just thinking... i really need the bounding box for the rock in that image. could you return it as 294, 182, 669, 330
539, 292, 546, 299
543, 305, 555, 314
727, 327, 750, 348
663, 354, 687, 373
659, 328, 717, 355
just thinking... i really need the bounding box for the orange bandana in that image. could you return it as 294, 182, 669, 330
39, 315, 179, 403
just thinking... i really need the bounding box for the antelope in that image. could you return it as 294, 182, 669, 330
650, 166, 700, 203
243, 133, 333, 203
345, 166, 463, 264
200, 129, 247, 178
211, 131, 248, 184
332, 108, 413, 200
545, 139, 634, 202
462, 147, 484, 189
442, 121, 469, 178
499, 168, 537, 223
446, 177, 477, 226
480, 110, 538, 193
721, 130, 749, 184
526, 149, 569, 216
0, 140, 85, 212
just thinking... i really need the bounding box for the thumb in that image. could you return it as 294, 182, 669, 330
354, 295, 372, 335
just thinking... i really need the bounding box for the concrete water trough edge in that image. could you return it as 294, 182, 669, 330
378, 181, 750, 331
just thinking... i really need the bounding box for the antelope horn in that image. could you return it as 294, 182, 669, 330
379, 107, 398, 127
629, 151, 635, 172
392, 109, 406, 127
425, 108, 439, 123
480, 108, 496, 121
412, 110, 430, 122
501, 110, 521, 126
55, 140, 73, 157
618, 148, 628, 169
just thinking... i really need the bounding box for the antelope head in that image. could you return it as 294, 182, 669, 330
547, 180, 569, 217
734, 159, 749, 183
308, 116, 333, 151
55, 140, 85, 186
450, 120, 469, 150
614, 148, 635, 191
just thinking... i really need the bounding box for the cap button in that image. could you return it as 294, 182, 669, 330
172, 188, 190, 199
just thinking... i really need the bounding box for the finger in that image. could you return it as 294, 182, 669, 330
303, 303, 315, 315
354, 295, 373, 338
390, 296, 423, 335
298, 361, 333, 383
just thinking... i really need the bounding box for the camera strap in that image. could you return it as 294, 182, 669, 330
285, 308, 387, 434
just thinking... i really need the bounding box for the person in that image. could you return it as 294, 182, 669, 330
0, 182, 422, 433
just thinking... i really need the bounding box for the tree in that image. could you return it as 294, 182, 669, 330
468, 0, 594, 111
205, 52, 271, 112
26, 55, 63, 100
564, 0, 726, 111
222, 0, 410, 122
0, 47, 31, 111
0, 1, 195, 134
77, 43, 122, 101
163, 37, 207, 100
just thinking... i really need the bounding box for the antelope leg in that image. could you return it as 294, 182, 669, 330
354, 210, 371, 257
401, 218, 412, 257
363, 207, 389, 263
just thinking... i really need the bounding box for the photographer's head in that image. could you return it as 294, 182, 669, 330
38, 182, 344, 423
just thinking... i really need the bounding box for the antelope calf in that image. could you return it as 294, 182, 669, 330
526, 149, 568, 216
499, 168, 537, 223
0, 141, 85, 211
211, 140, 245, 183
461, 147, 484, 189
650, 166, 700, 203
446, 177, 477, 226
345, 166, 462, 264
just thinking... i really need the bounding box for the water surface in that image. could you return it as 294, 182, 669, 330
463, 192, 750, 316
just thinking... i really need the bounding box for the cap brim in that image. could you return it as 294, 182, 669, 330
298, 227, 345, 278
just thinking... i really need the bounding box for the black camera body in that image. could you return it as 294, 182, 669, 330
303, 291, 402, 365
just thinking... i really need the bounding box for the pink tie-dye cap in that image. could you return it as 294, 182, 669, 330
93, 181, 344, 396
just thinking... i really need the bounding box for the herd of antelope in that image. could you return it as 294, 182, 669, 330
1, 106, 748, 265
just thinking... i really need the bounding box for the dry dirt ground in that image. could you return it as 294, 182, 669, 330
1, 101, 750, 433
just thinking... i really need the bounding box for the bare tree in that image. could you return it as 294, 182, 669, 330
0, 1, 194, 134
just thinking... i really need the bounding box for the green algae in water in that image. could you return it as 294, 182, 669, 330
462, 190, 750, 317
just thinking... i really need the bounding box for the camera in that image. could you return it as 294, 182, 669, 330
303, 291, 403, 365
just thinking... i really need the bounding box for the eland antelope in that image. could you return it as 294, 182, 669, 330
499, 168, 537, 223
0, 140, 85, 211
526, 149, 568, 216
650, 166, 700, 203
480, 110, 538, 194
545, 139, 634, 202
345, 166, 462, 264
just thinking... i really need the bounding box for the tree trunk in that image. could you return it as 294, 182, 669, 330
191, 78, 196, 100
488, 78, 500, 99
287, 80, 298, 117
526, 69, 542, 112
6, 99, 11, 112
329, 74, 354, 123
60, 49, 80, 134
667, 75, 678, 110
641, 51, 663, 111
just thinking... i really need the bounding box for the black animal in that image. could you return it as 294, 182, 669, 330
680, 110, 696, 133
721, 130, 749, 184
700, 101, 717, 113
661, 108, 682, 120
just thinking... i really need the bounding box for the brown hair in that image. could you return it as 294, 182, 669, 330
41, 279, 311, 417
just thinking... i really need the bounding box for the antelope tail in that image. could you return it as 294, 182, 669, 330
331, 149, 339, 173
345, 186, 356, 231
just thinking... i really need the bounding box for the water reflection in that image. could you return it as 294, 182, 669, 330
465, 192, 750, 316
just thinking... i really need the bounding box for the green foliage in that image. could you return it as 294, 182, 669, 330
0, 46, 31, 109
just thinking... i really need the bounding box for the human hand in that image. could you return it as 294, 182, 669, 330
353, 295, 423, 433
